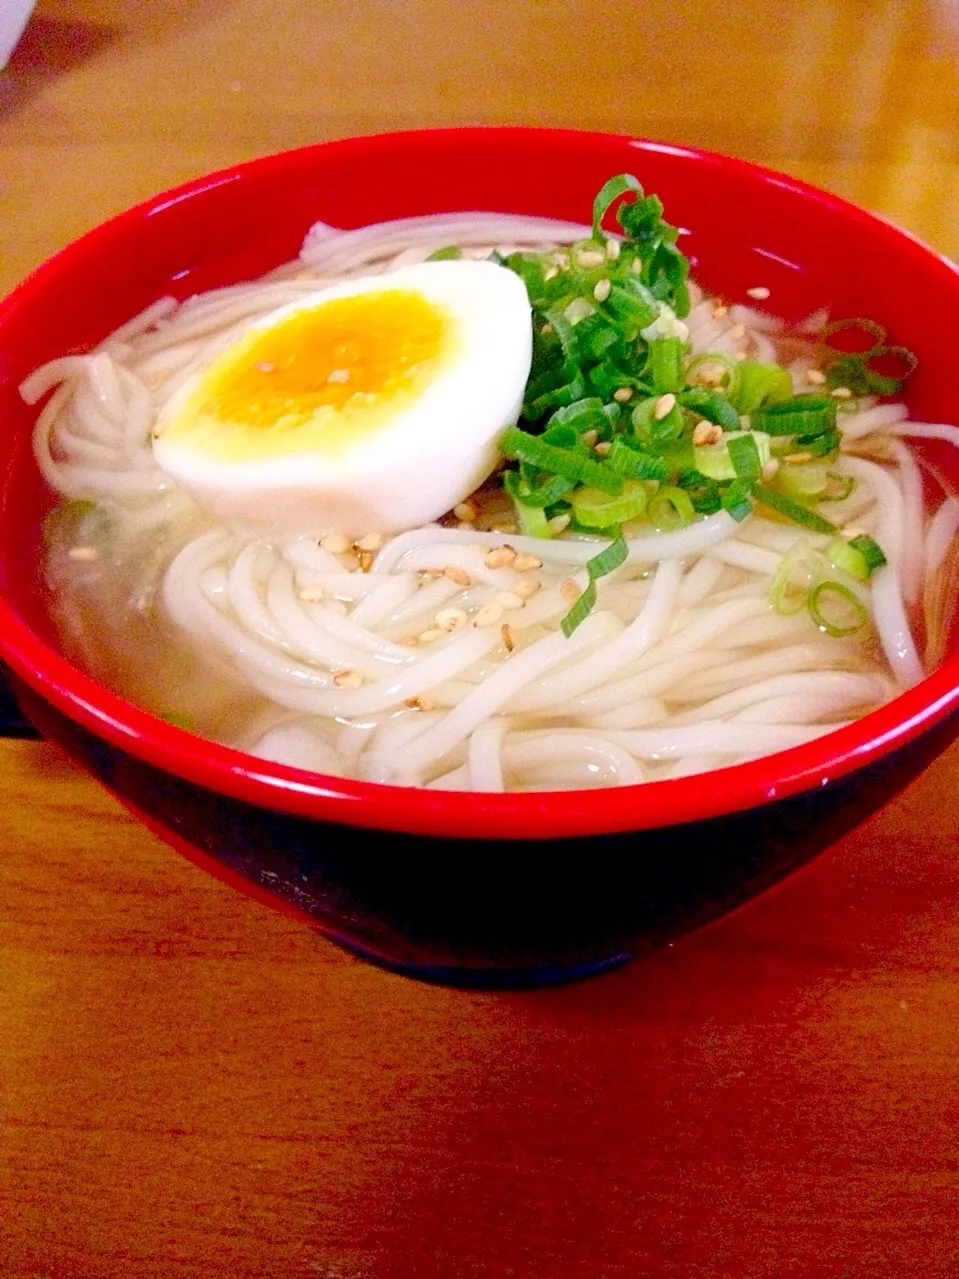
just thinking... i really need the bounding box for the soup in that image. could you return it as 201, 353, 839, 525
21, 177, 959, 792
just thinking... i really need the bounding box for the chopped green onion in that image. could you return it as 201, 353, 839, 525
677, 387, 741, 431
808, 580, 868, 637
721, 478, 755, 522
571, 479, 648, 528
821, 317, 887, 348
818, 472, 856, 502
694, 430, 771, 482
426, 245, 462, 261
825, 345, 917, 397
677, 469, 722, 514
826, 538, 872, 582
753, 484, 838, 534
500, 427, 623, 494
770, 541, 825, 615
824, 533, 886, 582
732, 361, 793, 414
793, 428, 841, 458
648, 486, 696, 531
686, 352, 741, 399
753, 395, 837, 437
561, 531, 629, 636
592, 174, 642, 240
777, 460, 832, 501
546, 397, 613, 438
848, 533, 887, 573
503, 471, 553, 537
727, 432, 763, 480
605, 438, 671, 482
649, 337, 685, 394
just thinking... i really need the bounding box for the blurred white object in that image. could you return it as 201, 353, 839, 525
0, 1, 35, 69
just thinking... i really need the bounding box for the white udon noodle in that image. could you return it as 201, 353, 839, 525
20, 212, 959, 792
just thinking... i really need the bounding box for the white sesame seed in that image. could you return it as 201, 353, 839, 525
613, 386, 633, 403
577, 249, 605, 269
605, 238, 621, 261
783, 451, 814, 465
729, 323, 746, 340
484, 546, 516, 570
492, 522, 518, 535
593, 278, 612, 303
453, 501, 477, 522
513, 576, 542, 600
443, 564, 471, 587
653, 393, 676, 421
832, 386, 853, 399
512, 553, 542, 572
630, 258, 642, 274
474, 603, 504, 628
501, 623, 516, 652
762, 459, 780, 480
581, 429, 599, 447
805, 368, 827, 385
594, 441, 612, 456
712, 304, 729, 318
746, 286, 770, 300
356, 532, 383, 552
434, 607, 468, 632
553, 251, 570, 269
255, 361, 276, 373
418, 627, 444, 643
320, 533, 351, 555
357, 550, 374, 572
68, 546, 98, 562
333, 669, 363, 689
547, 513, 571, 535
298, 584, 326, 602
560, 578, 580, 603
692, 420, 714, 447
543, 266, 559, 281
400, 635, 420, 647
494, 590, 525, 610
326, 368, 351, 384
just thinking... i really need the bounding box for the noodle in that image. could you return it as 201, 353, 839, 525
22, 210, 959, 791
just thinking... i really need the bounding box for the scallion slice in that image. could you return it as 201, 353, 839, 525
500, 427, 624, 494
677, 387, 741, 431
753, 395, 837, 437
770, 541, 825, 615
571, 480, 648, 528
561, 531, 629, 636
648, 486, 696, 531
732, 361, 793, 414
426, 245, 462, 261
727, 432, 762, 480
649, 337, 685, 394
825, 533, 887, 582
605, 438, 671, 482
808, 580, 868, 637
753, 484, 838, 534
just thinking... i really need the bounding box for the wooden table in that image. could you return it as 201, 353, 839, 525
3, 2, 959, 1274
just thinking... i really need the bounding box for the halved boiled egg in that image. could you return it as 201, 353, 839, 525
152, 260, 532, 536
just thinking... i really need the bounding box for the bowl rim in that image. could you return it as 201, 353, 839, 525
3, 124, 959, 841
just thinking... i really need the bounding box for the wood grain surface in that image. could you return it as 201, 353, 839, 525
3, 2, 959, 1275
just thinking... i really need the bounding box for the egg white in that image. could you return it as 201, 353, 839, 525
152, 260, 532, 537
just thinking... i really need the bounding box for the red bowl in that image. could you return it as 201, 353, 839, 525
3, 128, 959, 985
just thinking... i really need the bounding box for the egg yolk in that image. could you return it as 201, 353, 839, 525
159, 289, 456, 460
